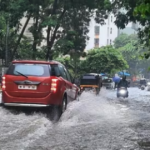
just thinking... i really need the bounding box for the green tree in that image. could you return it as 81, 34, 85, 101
114, 33, 138, 48
1, 0, 112, 62
43, 0, 112, 60
54, 54, 85, 79
0, 0, 33, 62
112, 0, 150, 58
0, 14, 6, 63
114, 33, 150, 77
81, 46, 128, 74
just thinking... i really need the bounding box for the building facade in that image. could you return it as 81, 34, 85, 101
85, 7, 140, 51
85, 14, 118, 51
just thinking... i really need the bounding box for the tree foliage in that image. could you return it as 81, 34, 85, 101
54, 46, 128, 78
114, 33, 150, 76
112, 0, 150, 58
0, 13, 6, 62
81, 46, 128, 74
114, 33, 138, 48
54, 50, 86, 78
0, 0, 113, 64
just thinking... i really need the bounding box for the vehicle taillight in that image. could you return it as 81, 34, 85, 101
2, 76, 6, 90
51, 79, 58, 92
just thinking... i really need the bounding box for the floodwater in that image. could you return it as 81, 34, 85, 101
0, 87, 150, 150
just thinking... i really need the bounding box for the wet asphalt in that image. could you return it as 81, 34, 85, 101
0, 87, 150, 150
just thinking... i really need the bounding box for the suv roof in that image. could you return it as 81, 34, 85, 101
12, 60, 62, 65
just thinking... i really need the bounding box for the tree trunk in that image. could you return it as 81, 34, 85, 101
32, 6, 39, 59
32, 40, 37, 59
11, 13, 32, 61
46, 24, 59, 60
45, 0, 58, 60
46, 26, 51, 60
46, 9, 66, 60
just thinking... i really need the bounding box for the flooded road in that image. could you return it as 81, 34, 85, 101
0, 88, 150, 150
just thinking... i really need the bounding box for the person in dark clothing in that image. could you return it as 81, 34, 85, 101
117, 76, 128, 89
113, 74, 121, 89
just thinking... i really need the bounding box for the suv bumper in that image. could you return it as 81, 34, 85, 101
2, 91, 62, 106
3, 103, 50, 107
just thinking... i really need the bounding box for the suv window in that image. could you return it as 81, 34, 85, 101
64, 68, 71, 82
6, 63, 50, 77
58, 65, 68, 80
50, 64, 60, 76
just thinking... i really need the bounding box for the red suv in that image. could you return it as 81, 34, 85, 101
1, 60, 79, 119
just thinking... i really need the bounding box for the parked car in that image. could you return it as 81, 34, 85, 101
102, 75, 114, 89
102, 78, 114, 89
1, 60, 79, 120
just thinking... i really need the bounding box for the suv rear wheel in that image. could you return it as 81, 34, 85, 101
47, 96, 67, 121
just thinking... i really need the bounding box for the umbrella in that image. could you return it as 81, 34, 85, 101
100, 73, 105, 76
118, 72, 130, 76
113, 76, 121, 83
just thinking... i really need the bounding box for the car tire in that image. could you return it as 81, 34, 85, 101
61, 96, 67, 114
47, 96, 67, 121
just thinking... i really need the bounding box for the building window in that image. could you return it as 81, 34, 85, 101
95, 26, 100, 35
110, 28, 112, 34
108, 16, 110, 25
107, 27, 109, 37
94, 38, 99, 47
107, 39, 109, 45
111, 16, 113, 22
110, 39, 112, 45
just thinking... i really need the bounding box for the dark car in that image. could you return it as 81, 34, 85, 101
1, 60, 79, 119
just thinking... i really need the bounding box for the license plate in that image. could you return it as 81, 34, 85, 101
18, 85, 37, 90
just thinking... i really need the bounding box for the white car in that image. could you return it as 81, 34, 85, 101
147, 82, 150, 91
102, 78, 114, 89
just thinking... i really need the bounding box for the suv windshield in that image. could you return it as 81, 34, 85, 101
6, 63, 50, 77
